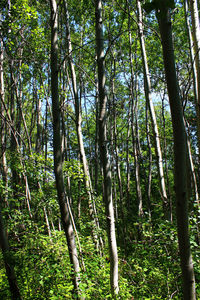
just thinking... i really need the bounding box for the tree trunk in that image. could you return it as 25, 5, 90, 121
110, 58, 126, 245
95, 0, 119, 295
146, 106, 153, 220
131, 89, 143, 220
161, 93, 172, 221
127, 8, 143, 223
156, 6, 196, 299
0, 20, 21, 298
0, 210, 21, 300
36, 91, 42, 154
0, 33, 9, 208
63, 0, 103, 253
137, 0, 169, 219
49, 0, 81, 295
188, 0, 200, 164
126, 99, 131, 211
43, 206, 52, 238
95, 82, 99, 192
184, 118, 199, 206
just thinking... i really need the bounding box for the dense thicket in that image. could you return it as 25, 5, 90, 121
0, 0, 200, 299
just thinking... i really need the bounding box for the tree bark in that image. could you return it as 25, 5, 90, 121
49, 0, 81, 295
63, 0, 103, 253
184, 118, 199, 206
188, 0, 200, 164
137, 0, 169, 219
126, 99, 131, 211
95, 81, 99, 192
95, 0, 119, 295
0, 210, 21, 300
127, 7, 143, 223
146, 109, 153, 220
0, 33, 9, 208
110, 57, 126, 240
0, 20, 21, 298
157, 6, 196, 299
131, 87, 143, 220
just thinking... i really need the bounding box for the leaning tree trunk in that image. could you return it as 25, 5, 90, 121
137, 0, 169, 219
95, 0, 119, 296
49, 0, 81, 295
156, 5, 196, 300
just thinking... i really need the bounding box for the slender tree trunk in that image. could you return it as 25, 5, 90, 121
9, 62, 20, 201
49, 0, 81, 295
43, 98, 48, 184
157, 6, 196, 299
111, 58, 125, 229
137, 0, 169, 219
131, 90, 143, 219
109, 71, 126, 248
161, 93, 172, 221
0, 34, 9, 207
36, 91, 42, 154
95, 81, 99, 192
60, 104, 86, 270
61, 108, 73, 206
126, 99, 131, 210
184, 118, 199, 206
127, 9, 143, 221
184, 1, 200, 202
146, 107, 153, 219
110, 124, 118, 222
44, 206, 52, 238
188, 0, 200, 164
0, 34, 21, 296
63, 0, 103, 253
1, 69, 33, 217
0, 210, 21, 300
95, 0, 119, 295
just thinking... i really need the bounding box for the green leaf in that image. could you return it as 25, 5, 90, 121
39, 280, 44, 286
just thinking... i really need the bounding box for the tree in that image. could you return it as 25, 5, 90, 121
137, 0, 170, 220
95, 0, 119, 295
49, 0, 82, 295
63, 0, 103, 253
0, 210, 21, 300
187, 0, 200, 164
152, 1, 196, 298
